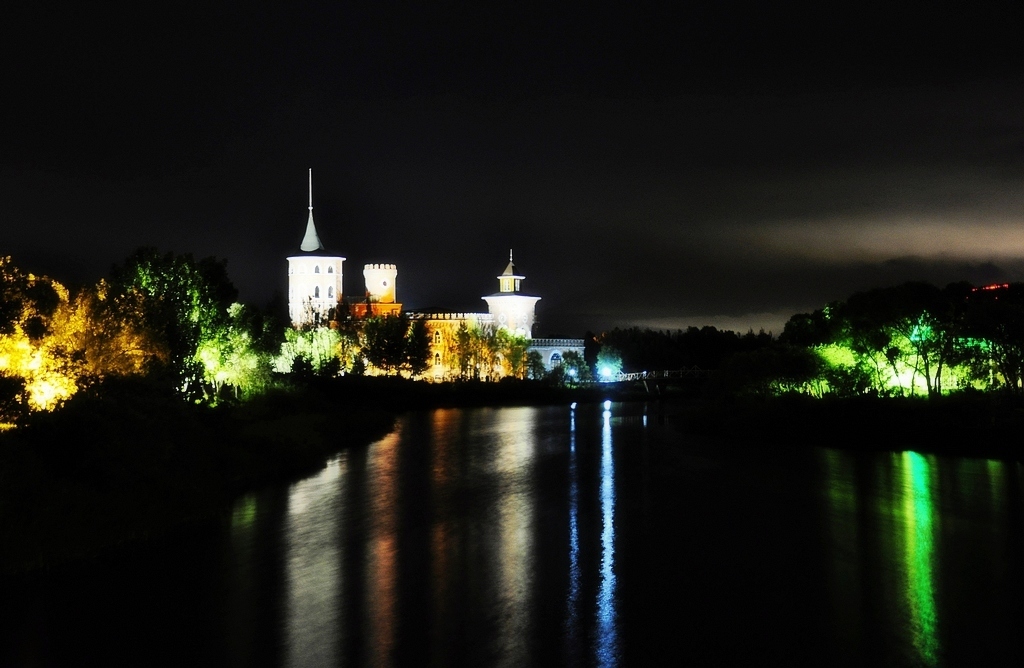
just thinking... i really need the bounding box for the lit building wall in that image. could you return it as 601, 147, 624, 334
363, 264, 398, 303
287, 255, 345, 327
529, 338, 586, 371
481, 294, 541, 338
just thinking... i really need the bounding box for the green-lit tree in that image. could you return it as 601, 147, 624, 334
195, 303, 277, 400
109, 248, 238, 398
275, 327, 342, 376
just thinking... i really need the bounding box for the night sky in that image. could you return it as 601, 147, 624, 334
2, 3, 1021, 336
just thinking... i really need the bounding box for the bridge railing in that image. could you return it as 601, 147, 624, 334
602, 367, 714, 382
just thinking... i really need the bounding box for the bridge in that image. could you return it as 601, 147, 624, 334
594, 367, 714, 383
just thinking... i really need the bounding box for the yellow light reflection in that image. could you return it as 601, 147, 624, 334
492, 407, 536, 665
366, 432, 401, 666
430, 409, 459, 665
901, 451, 940, 666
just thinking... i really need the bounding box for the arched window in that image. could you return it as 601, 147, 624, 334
328, 286, 334, 298
434, 330, 441, 344
327, 266, 334, 274
314, 286, 320, 298
434, 352, 441, 366
315, 265, 320, 274
550, 352, 562, 367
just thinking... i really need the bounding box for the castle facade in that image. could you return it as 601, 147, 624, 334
286, 171, 583, 379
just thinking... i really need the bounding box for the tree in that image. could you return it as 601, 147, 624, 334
109, 248, 238, 397
493, 328, 531, 379
717, 345, 821, 399
194, 303, 277, 400
0, 373, 27, 423
963, 283, 1024, 396
404, 318, 431, 376
526, 350, 546, 380
363, 313, 425, 375
557, 350, 591, 386
596, 345, 623, 380
275, 327, 342, 376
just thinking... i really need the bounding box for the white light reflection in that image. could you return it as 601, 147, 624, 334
565, 411, 580, 649
493, 407, 536, 664
596, 406, 618, 666
284, 456, 346, 668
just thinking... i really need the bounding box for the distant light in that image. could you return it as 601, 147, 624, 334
570, 402, 577, 410
600, 366, 612, 380
603, 400, 611, 410
568, 368, 577, 377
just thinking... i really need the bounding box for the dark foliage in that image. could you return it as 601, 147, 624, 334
598, 325, 774, 372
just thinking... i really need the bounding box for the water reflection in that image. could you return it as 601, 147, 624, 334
284, 456, 346, 667
901, 451, 939, 666
597, 406, 618, 666
493, 407, 537, 665
820, 448, 862, 656
365, 432, 401, 666
9, 404, 1024, 666
566, 411, 581, 652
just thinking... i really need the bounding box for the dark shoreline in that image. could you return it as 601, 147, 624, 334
671, 392, 1024, 463
0, 376, 619, 574
4, 377, 1021, 574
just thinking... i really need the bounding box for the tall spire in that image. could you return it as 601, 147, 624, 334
300, 168, 325, 252
502, 248, 517, 276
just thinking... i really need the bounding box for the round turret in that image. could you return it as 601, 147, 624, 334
363, 263, 398, 303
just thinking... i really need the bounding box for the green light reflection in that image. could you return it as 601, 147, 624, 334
231, 493, 257, 529
901, 451, 939, 666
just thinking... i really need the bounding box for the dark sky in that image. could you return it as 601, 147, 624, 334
2, 2, 1022, 335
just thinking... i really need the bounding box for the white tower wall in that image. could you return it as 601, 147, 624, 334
483, 293, 540, 338
287, 255, 345, 326
363, 263, 398, 303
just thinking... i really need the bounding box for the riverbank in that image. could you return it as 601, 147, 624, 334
13, 375, 1018, 574
0, 375, 627, 574
671, 392, 1024, 462
301, 374, 651, 407
0, 377, 396, 574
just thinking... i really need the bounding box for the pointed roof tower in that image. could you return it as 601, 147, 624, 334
501, 248, 518, 277
483, 249, 540, 337
496, 249, 526, 293
299, 168, 325, 252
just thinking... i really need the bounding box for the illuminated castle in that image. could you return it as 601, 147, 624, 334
287, 170, 582, 378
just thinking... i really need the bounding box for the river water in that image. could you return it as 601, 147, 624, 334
3, 402, 1023, 666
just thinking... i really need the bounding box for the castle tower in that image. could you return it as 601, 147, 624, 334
286, 169, 345, 326
363, 263, 398, 303
482, 250, 540, 337
351, 263, 403, 317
